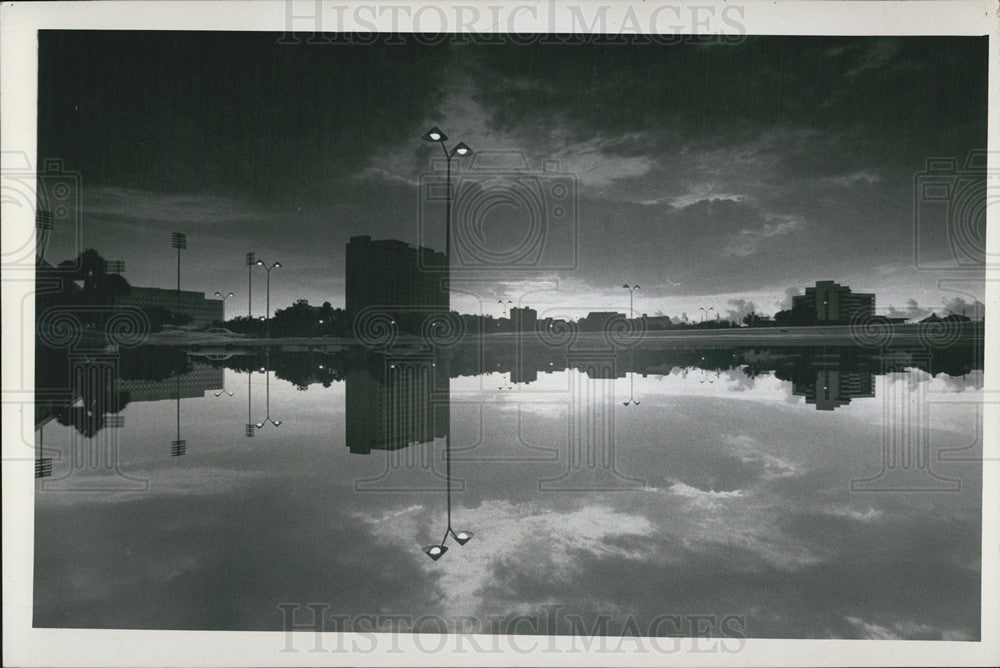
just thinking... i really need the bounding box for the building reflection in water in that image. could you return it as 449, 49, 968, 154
793, 368, 876, 411
344, 353, 448, 455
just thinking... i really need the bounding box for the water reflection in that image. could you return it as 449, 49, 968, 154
31, 341, 983, 636
32, 342, 982, 441
255, 351, 283, 431
345, 354, 447, 454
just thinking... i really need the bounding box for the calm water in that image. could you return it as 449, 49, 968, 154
32, 343, 983, 639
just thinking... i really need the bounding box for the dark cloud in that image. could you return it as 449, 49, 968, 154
39, 32, 452, 202
36, 33, 988, 312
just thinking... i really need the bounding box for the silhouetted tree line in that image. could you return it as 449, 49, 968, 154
35, 343, 194, 437
198, 342, 982, 390
37, 248, 191, 332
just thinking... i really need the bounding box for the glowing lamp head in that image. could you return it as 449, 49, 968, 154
423, 544, 448, 561
452, 142, 471, 156
422, 127, 447, 143
452, 530, 474, 545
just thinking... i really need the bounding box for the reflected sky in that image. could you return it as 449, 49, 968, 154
33, 346, 982, 639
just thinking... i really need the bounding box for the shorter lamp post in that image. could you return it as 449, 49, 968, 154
214, 291, 235, 321
255, 260, 281, 337
623, 284, 640, 319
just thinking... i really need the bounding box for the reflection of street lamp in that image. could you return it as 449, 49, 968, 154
35, 425, 53, 478
422, 430, 474, 561
422, 127, 472, 310
623, 284, 640, 319
170, 375, 186, 456
214, 291, 235, 321
255, 261, 281, 337
498, 299, 513, 317
623, 349, 640, 406
255, 351, 283, 430
244, 370, 255, 438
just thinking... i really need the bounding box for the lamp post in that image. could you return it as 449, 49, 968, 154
214, 291, 235, 322
498, 299, 512, 317
245, 252, 256, 319
171, 232, 187, 321
422, 127, 472, 310
623, 284, 640, 319
255, 260, 281, 338
35, 209, 54, 262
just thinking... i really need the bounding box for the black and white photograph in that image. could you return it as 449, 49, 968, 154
2, 1, 998, 666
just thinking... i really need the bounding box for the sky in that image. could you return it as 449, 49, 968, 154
37, 32, 989, 320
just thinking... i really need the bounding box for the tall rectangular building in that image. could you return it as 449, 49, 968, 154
792, 280, 875, 323
345, 236, 448, 334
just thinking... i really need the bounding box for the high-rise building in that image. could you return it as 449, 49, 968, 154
345, 236, 448, 334
792, 280, 875, 323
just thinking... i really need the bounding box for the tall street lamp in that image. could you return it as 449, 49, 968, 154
256, 260, 281, 338
422, 127, 472, 310
245, 252, 256, 319
623, 284, 640, 319
498, 299, 513, 317
214, 291, 235, 322
36, 209, 54, 263
171, 232, 187, 321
